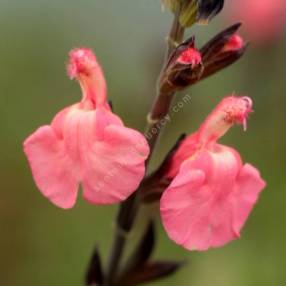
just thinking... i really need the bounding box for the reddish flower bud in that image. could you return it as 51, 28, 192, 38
159, 24, 247, 94
177, 47, 202, 66
159, 38, 203, 93
200, 23, 248, 80
222, 34, 244, 52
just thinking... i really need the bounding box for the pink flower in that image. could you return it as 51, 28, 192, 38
160, 96, 266, 251
23, 48, 149, 209
226, 0, 286, 44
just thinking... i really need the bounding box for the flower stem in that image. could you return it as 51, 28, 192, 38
104, 8, 185, 286
145, 7, 184, 156
104, 193, 140, 285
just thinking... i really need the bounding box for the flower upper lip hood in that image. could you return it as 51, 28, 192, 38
165, 95, 253, 178
68, 48, 99, 79
223, 96, 252, 125
23, 47, 150, 209
160, 95, 265, 251
198, 96, 253, 144
67, 48, 108, 109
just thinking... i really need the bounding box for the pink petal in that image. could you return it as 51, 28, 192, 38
160, 162, 207, 248
92, 108, 123, 140
165, 132, 201, 178
82, 121, 150, 204
50, 105, 73, 138
23, 126, 79, 209
160, 147, 250, 251
227, 0, 286, 44
231, 163, 266, 234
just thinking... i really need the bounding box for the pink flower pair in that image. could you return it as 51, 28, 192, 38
24, 48, 265, 251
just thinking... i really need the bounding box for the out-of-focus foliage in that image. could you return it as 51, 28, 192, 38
0, 1, 286, 285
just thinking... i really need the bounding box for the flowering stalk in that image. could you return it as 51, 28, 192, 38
146, 7, 186, 154
104, 8, 186, 285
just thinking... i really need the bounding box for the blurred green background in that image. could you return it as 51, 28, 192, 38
1, 0, 286, 285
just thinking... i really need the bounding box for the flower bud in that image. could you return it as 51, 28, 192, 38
200, 23, 248, 80
159, 24, 247, 93
159, 37, 203, 93
197, 0, 225, 24
163, 0, 225, 27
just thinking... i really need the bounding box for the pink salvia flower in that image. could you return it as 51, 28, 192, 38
23, 48, 149, 209
160, 96, 266, 251
226, 0, 286, 44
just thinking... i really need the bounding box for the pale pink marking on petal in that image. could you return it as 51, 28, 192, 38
206, 145, 242, 196
93, 108, 123, 141
51, 105, 73, 139
23, 126, 79, 209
